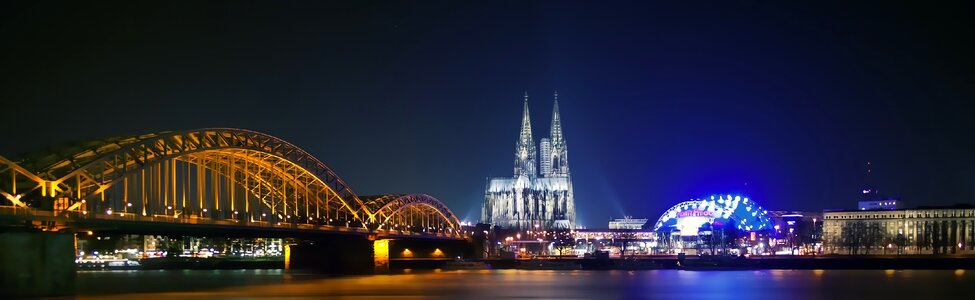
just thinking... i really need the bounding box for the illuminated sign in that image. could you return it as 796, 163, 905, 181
677, 216, 711, 236
677, 210, 713, 218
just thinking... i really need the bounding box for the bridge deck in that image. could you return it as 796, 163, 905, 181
0, 206, 466, 240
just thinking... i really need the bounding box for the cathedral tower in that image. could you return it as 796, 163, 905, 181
514, 92, 537, 178
546, 90, 570, 177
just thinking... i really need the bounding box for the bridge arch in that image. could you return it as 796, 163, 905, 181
359, 194, 462, 232
1, 129, 375, 224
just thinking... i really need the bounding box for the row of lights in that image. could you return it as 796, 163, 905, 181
78, 202, 466, 235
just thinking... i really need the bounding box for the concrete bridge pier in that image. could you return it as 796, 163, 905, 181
286, 235, 385, 274
286, 236, 473, 273
387, 238, 473, 269
388, 238, 472, 260
0, 231, 76, 297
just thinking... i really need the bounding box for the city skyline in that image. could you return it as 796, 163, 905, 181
2, 2, 974, 227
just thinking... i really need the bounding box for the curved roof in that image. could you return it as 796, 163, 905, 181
653, 194, 773, 232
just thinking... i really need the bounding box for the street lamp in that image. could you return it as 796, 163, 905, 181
789, 228, 795, 255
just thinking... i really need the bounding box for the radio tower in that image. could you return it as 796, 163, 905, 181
861, 161, 879, 201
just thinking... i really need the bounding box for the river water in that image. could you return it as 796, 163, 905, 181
69, 269, 974, 299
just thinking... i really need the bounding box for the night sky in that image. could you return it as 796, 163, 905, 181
2, 1, 973, 227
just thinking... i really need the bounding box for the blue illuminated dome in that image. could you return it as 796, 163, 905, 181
653, 194, 773, 235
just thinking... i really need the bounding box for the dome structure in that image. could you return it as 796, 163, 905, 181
653, 194, 773, 236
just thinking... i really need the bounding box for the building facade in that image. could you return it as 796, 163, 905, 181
609, 217, 648, 230
823, 205, 975, 255
482, 92, 575, 230
767, 211, 823, 255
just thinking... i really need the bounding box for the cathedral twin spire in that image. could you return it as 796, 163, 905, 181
550, 90, 564, 145
514, 91, 569, 178
486, 91, 576, 229
514, 92, 537, 177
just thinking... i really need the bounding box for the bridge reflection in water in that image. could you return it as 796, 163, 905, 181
0, 128, 471, 297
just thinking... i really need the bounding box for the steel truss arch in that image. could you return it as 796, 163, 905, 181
0, 128, 469, 238
360, 194, 462, 230
3, 128, 368, 219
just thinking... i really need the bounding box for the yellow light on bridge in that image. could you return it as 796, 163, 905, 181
284, 244, 291, 270
374, 239, 389, 273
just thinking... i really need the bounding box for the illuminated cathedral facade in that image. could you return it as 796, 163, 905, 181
482, 92, 576, 230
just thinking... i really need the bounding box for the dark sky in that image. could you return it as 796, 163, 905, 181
2, 1, 973, 227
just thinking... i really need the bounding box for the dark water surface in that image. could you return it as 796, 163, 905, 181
66, 269, 975, 299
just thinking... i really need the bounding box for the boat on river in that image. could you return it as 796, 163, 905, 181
76, 258, 142, 270
442, 259, 492, 270
519, 259, 582, 270
613, 259, 663, 270
678, 255, 756, 270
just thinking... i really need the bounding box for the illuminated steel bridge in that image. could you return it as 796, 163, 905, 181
0, 128, 464, 239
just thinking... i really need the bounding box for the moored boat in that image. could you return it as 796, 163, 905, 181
519, 259, 582, 270
613, 259, 662, 270
442, 259, 492, 270
76, 258, 142, 270
678, 255, 756, 270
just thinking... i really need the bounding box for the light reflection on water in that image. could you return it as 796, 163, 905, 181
72, 269, 974, 299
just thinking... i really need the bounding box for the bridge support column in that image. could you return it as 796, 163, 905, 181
387, 238, 473, 269
374, 239, 389, 274
0, 231, 76, 297
286, 235, 379, 274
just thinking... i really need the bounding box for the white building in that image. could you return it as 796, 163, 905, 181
609, 217, 648, 230
823, 205, 975, 255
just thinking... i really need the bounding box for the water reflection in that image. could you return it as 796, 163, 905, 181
73, 269, 975, 299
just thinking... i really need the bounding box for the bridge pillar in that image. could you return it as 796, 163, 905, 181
374, 239, 389, 274
389, 238, 471, 259
387, 238, 473, 269
0, 231, 76, 297
286, 235, 379, 274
